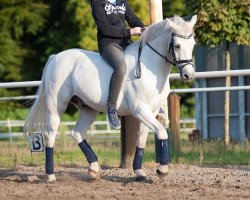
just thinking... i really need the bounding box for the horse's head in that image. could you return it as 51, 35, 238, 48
167, 15, 197, 82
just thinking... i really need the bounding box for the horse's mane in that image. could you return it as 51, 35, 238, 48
141, 20, 169, 43
141, 16, 189, 43
126, 16, 188, 51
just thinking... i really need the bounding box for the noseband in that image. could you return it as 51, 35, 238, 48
146, 32, 193, 71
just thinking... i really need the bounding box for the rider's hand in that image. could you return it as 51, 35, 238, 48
142, 27, 148, 32
130, 27, 143, 37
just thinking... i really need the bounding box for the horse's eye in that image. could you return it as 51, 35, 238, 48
174, 43, 180, 49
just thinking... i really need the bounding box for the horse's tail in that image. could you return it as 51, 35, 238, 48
23, 55, 55, 136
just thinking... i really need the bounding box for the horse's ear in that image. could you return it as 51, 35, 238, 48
166, 18, 179, 33
189, 15, 197, 28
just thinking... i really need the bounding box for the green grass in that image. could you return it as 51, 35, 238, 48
0, 133, 249, 168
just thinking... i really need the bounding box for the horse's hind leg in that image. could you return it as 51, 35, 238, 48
44, 112, 60, 182
70, 106, 99, 179
44, 91, 71, 182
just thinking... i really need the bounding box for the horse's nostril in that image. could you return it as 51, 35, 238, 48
184, 74, 189, 80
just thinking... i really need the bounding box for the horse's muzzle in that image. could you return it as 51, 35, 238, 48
180, 64, 195, 82
181, 72, 194, 82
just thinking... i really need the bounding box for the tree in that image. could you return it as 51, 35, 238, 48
0, 0, 48, 82
129, 0, 150, 25
192, 0, 250, 145
163, 0, 188, 18
0, 0, 48, 120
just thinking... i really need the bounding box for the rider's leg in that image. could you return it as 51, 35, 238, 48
100, 43, 127, 129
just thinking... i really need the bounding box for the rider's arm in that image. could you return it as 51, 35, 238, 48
125, 2, 145, 28
91, 1, 131, 38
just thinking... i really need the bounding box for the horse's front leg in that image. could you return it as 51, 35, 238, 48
70, 106, 100, 180
131, 103, 170, 176
133, 122, 149, 181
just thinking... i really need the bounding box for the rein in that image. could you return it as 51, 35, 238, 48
135, 32, 193, 78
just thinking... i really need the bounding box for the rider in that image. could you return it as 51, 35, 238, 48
91, 0, 145, 129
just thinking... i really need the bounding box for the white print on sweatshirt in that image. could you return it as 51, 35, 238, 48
105, 3, 126, 15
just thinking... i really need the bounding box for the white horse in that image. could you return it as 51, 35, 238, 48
24, 15, 197, 182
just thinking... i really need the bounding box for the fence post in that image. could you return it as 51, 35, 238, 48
150, 0, 163, 23
238, 76, 245, 144
106, 115, 111, 133
195, 80, 202, 143
168, 94, 181, 153
201, 79, 208, 140
120, 116, 139, 168
7, 118, 12, 143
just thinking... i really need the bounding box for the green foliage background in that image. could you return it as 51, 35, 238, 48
193, 0, 250, 47
1, 0, 248, 120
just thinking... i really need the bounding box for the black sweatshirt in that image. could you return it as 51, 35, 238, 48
91, 0, 145, 51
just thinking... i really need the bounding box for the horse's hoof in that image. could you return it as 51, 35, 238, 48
156, 165, 169, 177
134, 169, 147, 177
87, 169, 100, 181
135, 175, 153, 183
134, 169, 151, 182
156, 169, 168, 176
47, 174, 56, 183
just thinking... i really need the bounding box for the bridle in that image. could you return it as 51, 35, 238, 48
146, 32, 193, 70
135, 32, 194, 78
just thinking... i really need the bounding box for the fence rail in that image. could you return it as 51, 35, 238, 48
1, 85, 250, 101
1, 69, 250, 89
0, 119, 195, 140
0, 69, 249, 101
169, 69, 250, 80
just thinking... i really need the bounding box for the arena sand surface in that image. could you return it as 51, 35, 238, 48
0, 164, 249, 200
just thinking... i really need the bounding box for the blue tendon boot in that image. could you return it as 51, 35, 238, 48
133, 147, 147, 181
78, 139, 100, 180
45, 147, 56, 182
156, 139, 170, 176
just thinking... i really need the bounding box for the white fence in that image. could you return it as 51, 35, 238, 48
0, 69, 249, 141
0, 70, 250, 101
0, 119, 195, 140
0, 120, 118, 140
